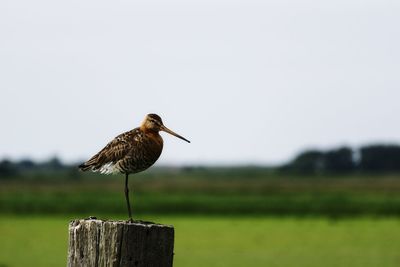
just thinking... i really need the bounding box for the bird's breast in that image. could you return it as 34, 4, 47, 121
144, 132, 163, 159
123, 131, 163, 174
146, 132, 163, 148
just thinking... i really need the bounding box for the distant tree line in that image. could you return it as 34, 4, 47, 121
1, 143, 400, 178
0, 157, 69, 177
281, 144, 400, 174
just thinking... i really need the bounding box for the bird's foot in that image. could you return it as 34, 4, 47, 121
127, 217, 134, 223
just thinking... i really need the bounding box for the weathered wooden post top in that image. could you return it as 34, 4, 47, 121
67, 219, 174, 267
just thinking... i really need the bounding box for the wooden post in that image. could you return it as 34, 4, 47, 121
67, 219, 174, 267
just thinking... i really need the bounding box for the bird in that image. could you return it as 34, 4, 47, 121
79, 113, 190, 221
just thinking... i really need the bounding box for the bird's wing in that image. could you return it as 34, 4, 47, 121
79, 129, 139, 173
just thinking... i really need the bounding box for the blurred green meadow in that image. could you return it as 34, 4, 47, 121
1, 168, 400, 216
0, 215, 399, 267
1, 166, 400, 266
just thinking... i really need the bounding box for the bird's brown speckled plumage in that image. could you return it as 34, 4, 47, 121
79, 128, 163, 174
79, 113, 190, 220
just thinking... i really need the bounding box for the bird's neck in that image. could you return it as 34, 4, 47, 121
140, 125, 157, 134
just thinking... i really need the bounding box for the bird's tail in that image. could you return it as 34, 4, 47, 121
79, 163, 90, 171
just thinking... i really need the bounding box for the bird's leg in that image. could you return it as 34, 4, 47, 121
125, 173, 133, 222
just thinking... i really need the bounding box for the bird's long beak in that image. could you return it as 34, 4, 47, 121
161, 125, 190, 143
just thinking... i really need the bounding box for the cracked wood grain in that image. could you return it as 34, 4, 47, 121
67, 219, 174, 267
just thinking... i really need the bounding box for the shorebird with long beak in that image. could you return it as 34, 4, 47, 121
79, 113, 190, 220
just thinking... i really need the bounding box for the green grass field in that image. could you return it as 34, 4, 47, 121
1, 172, 400, 266
2, 175, 400, 216
0, 215, 399, 267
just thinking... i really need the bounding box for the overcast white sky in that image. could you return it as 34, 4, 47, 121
1, 0, 399, 165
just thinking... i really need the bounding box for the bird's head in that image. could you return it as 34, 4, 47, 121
141, 113, 190, 143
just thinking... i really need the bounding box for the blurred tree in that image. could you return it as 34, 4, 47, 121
359, 144, 400, 172
324, 147, 354, 173
17, 158, 36, 170
42, 156, 63, 170
0, 159, 18, 178
283, 147, 356, 174
287, 150, 325, 174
